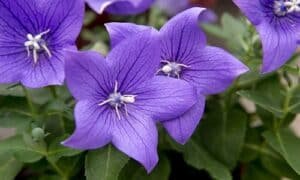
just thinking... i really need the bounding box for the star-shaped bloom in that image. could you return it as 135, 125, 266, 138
234, 0, 300, 73
62, 29, 197, 172
105, 7, 249, 144
0, 0, 84, 88
85, 0, 154, 15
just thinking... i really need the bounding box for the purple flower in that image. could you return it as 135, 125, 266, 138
105, 8, 248, 144
62, 29, 197, 172
0, 0, 84, 88
234, 0, 300, 73
85, 0, 154, 15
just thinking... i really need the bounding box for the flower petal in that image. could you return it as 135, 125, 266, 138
64, 50, 112, 101
21, 52, 66, 88
162, 97, 205, 144
0, 54, 29, 84
86, 0, 154, 15
159, 7, 207, 63
183, 46, 249, 95
0, 0, 38, 36
133, 76, 197, 121
258, 21, 298, 73
112, 110, 158, 173
42, 0, 84, 46
62, 100, 114, 149
105, 22, 150, 48
233, 0, 263, 25
106, 28, 160, 92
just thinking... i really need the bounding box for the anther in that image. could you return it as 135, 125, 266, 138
285, 0, 300, 13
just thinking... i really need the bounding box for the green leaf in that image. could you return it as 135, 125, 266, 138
47, 136, 82, 162
119, 155, 170, 180
261, 152, 300, 179
0, 134, 46, 163
85, 145, 129, 180
198, 108, 247, 169
0, 153, 23, 180
183, 140, 232, 180
237, 76, 285, 117
0, 111, 31, 132
263, 129, 300, 175
242, 163, 279, 180
56, 155, 83, 179
0, 84, 24, 97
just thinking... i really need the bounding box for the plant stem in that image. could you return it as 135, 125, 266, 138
22, 86, 38, 120
49, 86, 58, 99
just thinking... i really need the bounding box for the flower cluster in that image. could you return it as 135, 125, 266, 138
0, 0, 299, 174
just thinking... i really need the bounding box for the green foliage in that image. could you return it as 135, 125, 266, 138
85, 145, 129, 180
0, 153, 23, 180
183, 140, 232, 180
119, 155, 170, 180
263, 130, 300, 175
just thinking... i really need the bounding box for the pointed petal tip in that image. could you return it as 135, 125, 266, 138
145, 155, 159, 174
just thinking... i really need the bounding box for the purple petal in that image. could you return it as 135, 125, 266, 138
106, 28, 160, 92
21, 52, 66, 88
133, 76, 197, 121
43, 0, 84, 46
162, 97, 205, 144
258, 22, 298, 73
198, 9, 217, 24
159, 7, 207, 63
64, 50, 112, 101
233, 0, 263, 25
0, 54, 28, 84
105, 23, 150, 48
182, 46, 249, 95
86, 0, 154, 15
112, 110, 158, 173
155, 0, 189, 16
62, 100, 113, 149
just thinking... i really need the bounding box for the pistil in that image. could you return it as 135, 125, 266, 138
98, 81, 136, 119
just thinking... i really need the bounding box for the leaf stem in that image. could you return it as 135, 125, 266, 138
47, 157, 68, 180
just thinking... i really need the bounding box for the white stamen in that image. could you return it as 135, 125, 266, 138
285, 0, 300, 12
157, 60, 190, 79
24, 29, 51, 64
98, 81, 136, 120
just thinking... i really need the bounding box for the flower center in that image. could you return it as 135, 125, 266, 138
274, 0, 300, 16
158, 60, 189, 79
24, 29, 51, 64
98, 81, 136, 119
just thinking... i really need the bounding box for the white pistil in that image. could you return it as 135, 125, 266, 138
24, 29, 51, 64
285, 0, 300, 13
157, 60, 189, 79
98, 81, 136, 120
